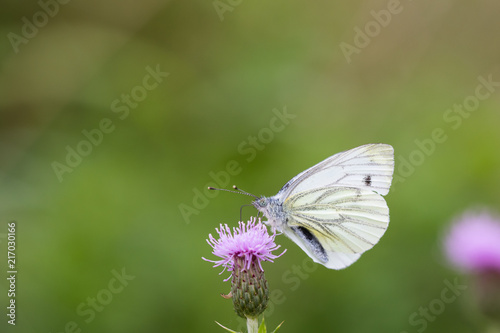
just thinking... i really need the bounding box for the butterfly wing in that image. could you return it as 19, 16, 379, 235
277, 144, 394, 199
281, 186, 390, 269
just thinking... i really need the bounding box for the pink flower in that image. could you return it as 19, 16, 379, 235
444, 210, 500, 272
203, 217, 286, 280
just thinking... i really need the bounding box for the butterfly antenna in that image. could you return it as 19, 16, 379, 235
232, 185, 259, 199
208, 185, 259, 199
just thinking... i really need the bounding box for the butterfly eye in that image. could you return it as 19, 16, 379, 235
258, 199, 267, 207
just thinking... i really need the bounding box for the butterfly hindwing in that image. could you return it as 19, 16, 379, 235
281, 226, 362, 269
281, 186, 390, 269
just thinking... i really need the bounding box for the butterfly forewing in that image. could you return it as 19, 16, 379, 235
277, 144, 394, 198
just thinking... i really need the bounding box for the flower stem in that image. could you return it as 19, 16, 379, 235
246, 316, 258, 333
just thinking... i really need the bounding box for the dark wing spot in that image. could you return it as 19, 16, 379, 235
291, 226, 328, 263
364, 175, 372, 186
295, 226, 315, 241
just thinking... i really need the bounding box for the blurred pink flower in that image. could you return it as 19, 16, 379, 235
444, 210, 500, 272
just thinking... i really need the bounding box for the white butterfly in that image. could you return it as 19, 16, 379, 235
210, 144, 394, 269
250, 143, 395, 269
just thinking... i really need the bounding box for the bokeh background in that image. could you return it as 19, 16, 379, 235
1, 0, 500, 332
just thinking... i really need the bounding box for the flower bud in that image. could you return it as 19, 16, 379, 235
231, 256, 269, 318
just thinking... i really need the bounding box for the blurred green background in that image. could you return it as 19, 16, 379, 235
1, 0, 500, 332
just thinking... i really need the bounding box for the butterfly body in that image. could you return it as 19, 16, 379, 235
252, 143, 394, 270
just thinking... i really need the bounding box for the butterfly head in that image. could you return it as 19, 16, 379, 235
253, 196, 268, 208
252, 196, 285, 229
251, 196, 268, 213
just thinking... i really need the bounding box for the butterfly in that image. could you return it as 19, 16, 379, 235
211, 144, 394, 270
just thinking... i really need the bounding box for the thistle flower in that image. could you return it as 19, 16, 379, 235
203, 217, 286, 321
444, 210, 500, 273
444, 209, 500, 324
